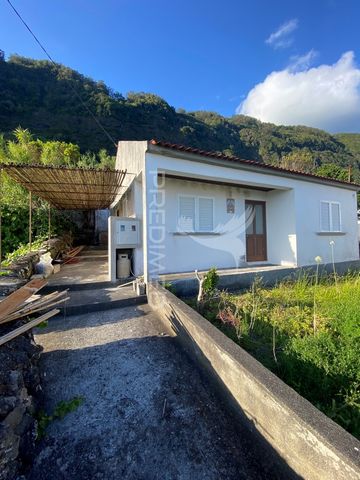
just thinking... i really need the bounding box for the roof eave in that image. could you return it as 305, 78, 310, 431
147, 142, 360, 192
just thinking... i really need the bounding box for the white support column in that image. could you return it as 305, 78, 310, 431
142, 169, 150, 284
143, 162, 166, 283
108, 216, 117, 282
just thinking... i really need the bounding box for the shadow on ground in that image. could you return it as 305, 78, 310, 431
30, 305, 297, 480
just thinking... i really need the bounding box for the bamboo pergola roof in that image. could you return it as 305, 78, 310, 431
1, 163, 127, 210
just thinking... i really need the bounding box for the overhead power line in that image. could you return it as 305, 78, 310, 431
5, 0, 118, 148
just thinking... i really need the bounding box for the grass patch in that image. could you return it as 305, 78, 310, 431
36, 396, 84, 439
189, 272, 360, 439
2, 237, 46, 266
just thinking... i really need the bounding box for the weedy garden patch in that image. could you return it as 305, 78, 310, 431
185, 271, 360, 439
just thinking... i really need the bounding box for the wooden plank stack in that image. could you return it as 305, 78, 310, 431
0, 279, 69, 346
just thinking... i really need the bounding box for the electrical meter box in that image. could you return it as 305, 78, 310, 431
114, 217, 140, 247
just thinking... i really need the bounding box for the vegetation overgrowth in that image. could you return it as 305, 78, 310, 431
187, 271, 360, 439
1, 55, 360, 258
0, 127, 109, 258
1, 55, 359, 182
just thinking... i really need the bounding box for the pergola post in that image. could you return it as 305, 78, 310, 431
48, 203, 51, 242
0, 168, 2, 269
29, 191, 32, 252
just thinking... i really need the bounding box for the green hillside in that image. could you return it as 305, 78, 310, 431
0, 54, 359, 178
335, 134, 360, 163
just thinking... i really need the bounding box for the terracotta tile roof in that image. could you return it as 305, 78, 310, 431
149, 139, 359, 189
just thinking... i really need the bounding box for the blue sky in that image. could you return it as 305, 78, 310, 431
1, 0, 360, 131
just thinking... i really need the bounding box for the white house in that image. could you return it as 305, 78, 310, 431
109, 140, 359, 282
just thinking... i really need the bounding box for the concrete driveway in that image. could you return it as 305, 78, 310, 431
30, 304, 275, 480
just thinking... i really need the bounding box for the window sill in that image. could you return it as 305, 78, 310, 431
172, 231, 221, 236
316, 231, 346, 236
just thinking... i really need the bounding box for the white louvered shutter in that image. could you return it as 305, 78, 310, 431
178, 196, 195, 231
331, 203, 341, 231
198, 198, 214, 232
320, 201, 330, 231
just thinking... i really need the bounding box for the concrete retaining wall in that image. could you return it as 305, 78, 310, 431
167, 259, 360, 297
148, 282, 360, 480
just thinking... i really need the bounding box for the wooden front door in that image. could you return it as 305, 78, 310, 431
245, 200, 267, 262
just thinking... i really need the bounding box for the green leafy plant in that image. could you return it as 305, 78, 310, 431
202, 267, 219, 297
36, 396, 84, 439
163, 282, 176, 294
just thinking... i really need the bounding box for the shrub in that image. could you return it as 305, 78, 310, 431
202, 267, 219, 297
199, 273, 360, 439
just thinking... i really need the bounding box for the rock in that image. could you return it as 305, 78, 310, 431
0, 326, 42, 479
8, 252, 40, 280
15, 412, 33, 437
0, 397, 17, 418
8, 371, 24, 394
0, 422, 20, 462
3, 405, 26, 429
53, 264, 61, 274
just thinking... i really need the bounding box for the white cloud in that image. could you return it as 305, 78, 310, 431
265, 19, 298, 49
288, 49, 318, 72
238, 51, 360, 132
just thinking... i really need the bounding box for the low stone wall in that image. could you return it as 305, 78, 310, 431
0, 235, 72, 478
168, 259, 360, 297
0, 322, 42, 480
148, 282, 360, 480
0, 236, 72, 296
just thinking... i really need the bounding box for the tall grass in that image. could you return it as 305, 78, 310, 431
198, 271, 360, 439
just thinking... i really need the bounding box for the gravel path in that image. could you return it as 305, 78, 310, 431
30, 304, 274, 480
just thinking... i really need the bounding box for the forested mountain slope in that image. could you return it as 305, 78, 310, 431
0, 54, 359, 176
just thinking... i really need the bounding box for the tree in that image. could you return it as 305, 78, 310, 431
0, 50, 4, 62
40, 141, 80, 166
280, 151, 316, 173
316, 163, 348, 181
97, 149, 115, 169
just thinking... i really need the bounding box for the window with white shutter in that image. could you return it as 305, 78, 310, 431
331, 202, 341, 231
320, 201, 341, 232
198, 198, 214, 232
178, 196, 195, 231
178, 195, 214, 232
320, 201, 331, 231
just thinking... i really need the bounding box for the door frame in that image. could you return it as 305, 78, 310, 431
245, 200, 267, 262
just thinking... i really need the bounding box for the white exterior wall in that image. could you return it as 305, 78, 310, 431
150, 179, 298, 274
111, 143, 359, 280
266, 189, 297, 266
109, 141, 147, 280
164, 179, 248, 272
114, 178, 144, 277
293, 183, 358, 265
157, 178, 270, 273
144, 152, 359, 276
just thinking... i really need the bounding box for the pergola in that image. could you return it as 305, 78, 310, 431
1, 163, 127, 209
0, 163, 128, 261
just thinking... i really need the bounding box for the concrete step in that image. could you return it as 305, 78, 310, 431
79, 250, 107, 257
43, 278, 135, 293
58, 285, 146, 316
73, 254, 108, 262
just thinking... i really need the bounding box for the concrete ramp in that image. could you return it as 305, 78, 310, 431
31, 304, 280, 479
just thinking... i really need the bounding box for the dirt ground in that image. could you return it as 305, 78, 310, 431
29, 304, 277, 480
